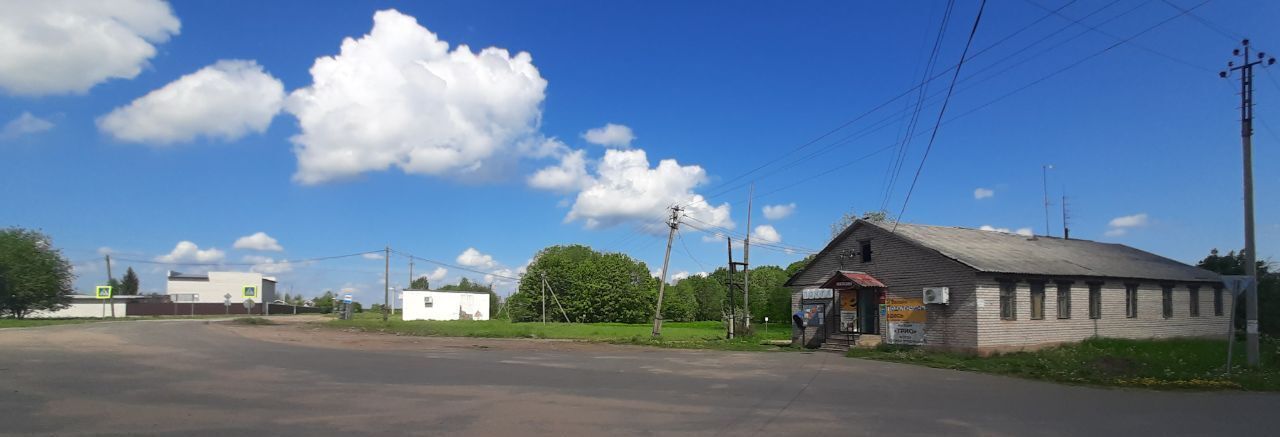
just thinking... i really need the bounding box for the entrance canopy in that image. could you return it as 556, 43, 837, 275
819, 271, 886, 290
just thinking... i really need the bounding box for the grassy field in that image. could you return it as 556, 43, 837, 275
848, 337, 1280, 391
0, 318, 106, 328
326, 313, 794, 351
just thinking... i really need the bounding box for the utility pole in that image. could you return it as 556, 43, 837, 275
541, 271, 547, 325
1221, 39, 1274, 367
1061, 192, 1071, 240
651, 205, 682, 338
726, 237, 737, 340
408, 257, 414, 288
105, 254, 115, 317
742, 184, 753, 334
383, 245, 390, 322
1041, 164, 1053, 237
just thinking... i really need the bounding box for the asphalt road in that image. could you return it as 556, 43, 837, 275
1, 319, 1276, 436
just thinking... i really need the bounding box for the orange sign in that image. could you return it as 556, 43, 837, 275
885, 297, 926, 323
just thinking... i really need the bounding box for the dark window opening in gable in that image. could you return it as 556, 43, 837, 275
859, 240, 872, 263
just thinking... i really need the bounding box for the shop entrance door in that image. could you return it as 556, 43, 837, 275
858, 289, 881, 334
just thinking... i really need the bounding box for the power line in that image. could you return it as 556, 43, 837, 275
1160, 0, 1240, 41
676, 227, 709, 273
1025, 0, 1211, 72
893, 0, 989, 232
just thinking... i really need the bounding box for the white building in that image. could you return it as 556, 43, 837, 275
166, 271, 277, 305
401, 289, 490, 321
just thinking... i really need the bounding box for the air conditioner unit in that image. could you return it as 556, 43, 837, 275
923, 287, 950, 305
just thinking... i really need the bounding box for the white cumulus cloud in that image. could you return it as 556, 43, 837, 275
979, 225, 1034, 237
0, 0, 180, 96
581, 123, 635, 148
1105, 213, 1149, 237
243, 255, 292, 275
155, 241, 225, 263
751, 224, 782, 243
2, 112, 54, 140
527, 149, 594, 193
559, 148, 733, 231
285, 9, 547, 184
974, 188, 994, 199
233, 232, 283, 252
762, 203, 796, 220
97, 60, 284, 145
425, 267, 448, 282
456, 248, 497, 269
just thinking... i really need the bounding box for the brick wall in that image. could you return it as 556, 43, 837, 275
790, 222, 979, 349
974, 275, 1231, 352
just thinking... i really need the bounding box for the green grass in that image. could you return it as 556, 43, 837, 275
0, 318, 104, 328
230, 317, 276, 325
847, 337, 1280, 391
324, 313, 794, 351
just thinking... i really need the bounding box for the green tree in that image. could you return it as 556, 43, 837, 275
0, 228, 74, 319
119, 267, 140, 295
1197, 248, 1279, 334
829, 209, 889, 239
409, 276, 430, 290
507, 245, 657, 323
312, 290, 336, 314
749, 266, 791, 323
683, 273, 726, 321
440, 277, 499, 314
662, 276, 698, 322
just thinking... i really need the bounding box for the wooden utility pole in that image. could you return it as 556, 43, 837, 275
651, 205, 682, 338
1221, 39, 1274, 367
1041, 164, 1053, 237
541, 272, 547, 325
105, 254, 115, 317
726, 237, 736, 340
408, 257, 414, 288
742, 184, 753, 334
383, 245, 390, 322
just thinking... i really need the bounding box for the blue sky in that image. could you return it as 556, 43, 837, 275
2, 0, 1278, 303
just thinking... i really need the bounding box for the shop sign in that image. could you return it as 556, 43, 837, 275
887, 322, 925, 345
801, 288, 833, 300
886, 297, 926, 323
839, 292, 858, 332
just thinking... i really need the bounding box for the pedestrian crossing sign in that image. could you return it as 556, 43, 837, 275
243, 285, 257, 299
95, 286, 112, 299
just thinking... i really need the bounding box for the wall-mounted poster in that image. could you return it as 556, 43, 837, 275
839, 291, 858, 332
802, 303, 824, 326
886, 297, 926, 345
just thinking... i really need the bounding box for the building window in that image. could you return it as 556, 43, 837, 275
859, 240, 872, 263
1088, 282, 1102, 319
1214, 286, 1224, 316
999, 280, 1017, 320
1189, 285, 1200, 317
1162, 285, 1174, 319
1030, 281, 1046, 320
1057, 281, 1072, 319
1125, 283, 1139, 318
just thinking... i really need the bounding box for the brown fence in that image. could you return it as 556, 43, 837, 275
125, 302, 325, 316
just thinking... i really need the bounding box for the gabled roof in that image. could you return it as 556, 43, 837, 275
788, 220, 1221, 285
819, 271, 886, 289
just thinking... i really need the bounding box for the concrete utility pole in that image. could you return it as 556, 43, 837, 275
383, 245, 390, 322
742, 184, 753, 334
409, 257, 414, 288
651, 205, 682, 338
105, 254, 115, 317
541, 272, 547, 325
1221, 39, 1274, 367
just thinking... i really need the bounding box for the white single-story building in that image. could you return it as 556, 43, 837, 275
166, 271, 277, 305
401, 289, 490, 321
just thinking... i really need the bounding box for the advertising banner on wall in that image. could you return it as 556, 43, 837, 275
886, 297, 926, 345
839, 291, 858, 332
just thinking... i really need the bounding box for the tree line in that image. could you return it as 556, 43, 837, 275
503, 244, 810, 325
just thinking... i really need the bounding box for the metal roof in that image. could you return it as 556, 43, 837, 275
820, 271, 887, 289
864, 221, 1221, 283
167, 271, 208, 280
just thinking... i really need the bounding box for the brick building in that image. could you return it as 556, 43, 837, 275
786, 219, 1228, 354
